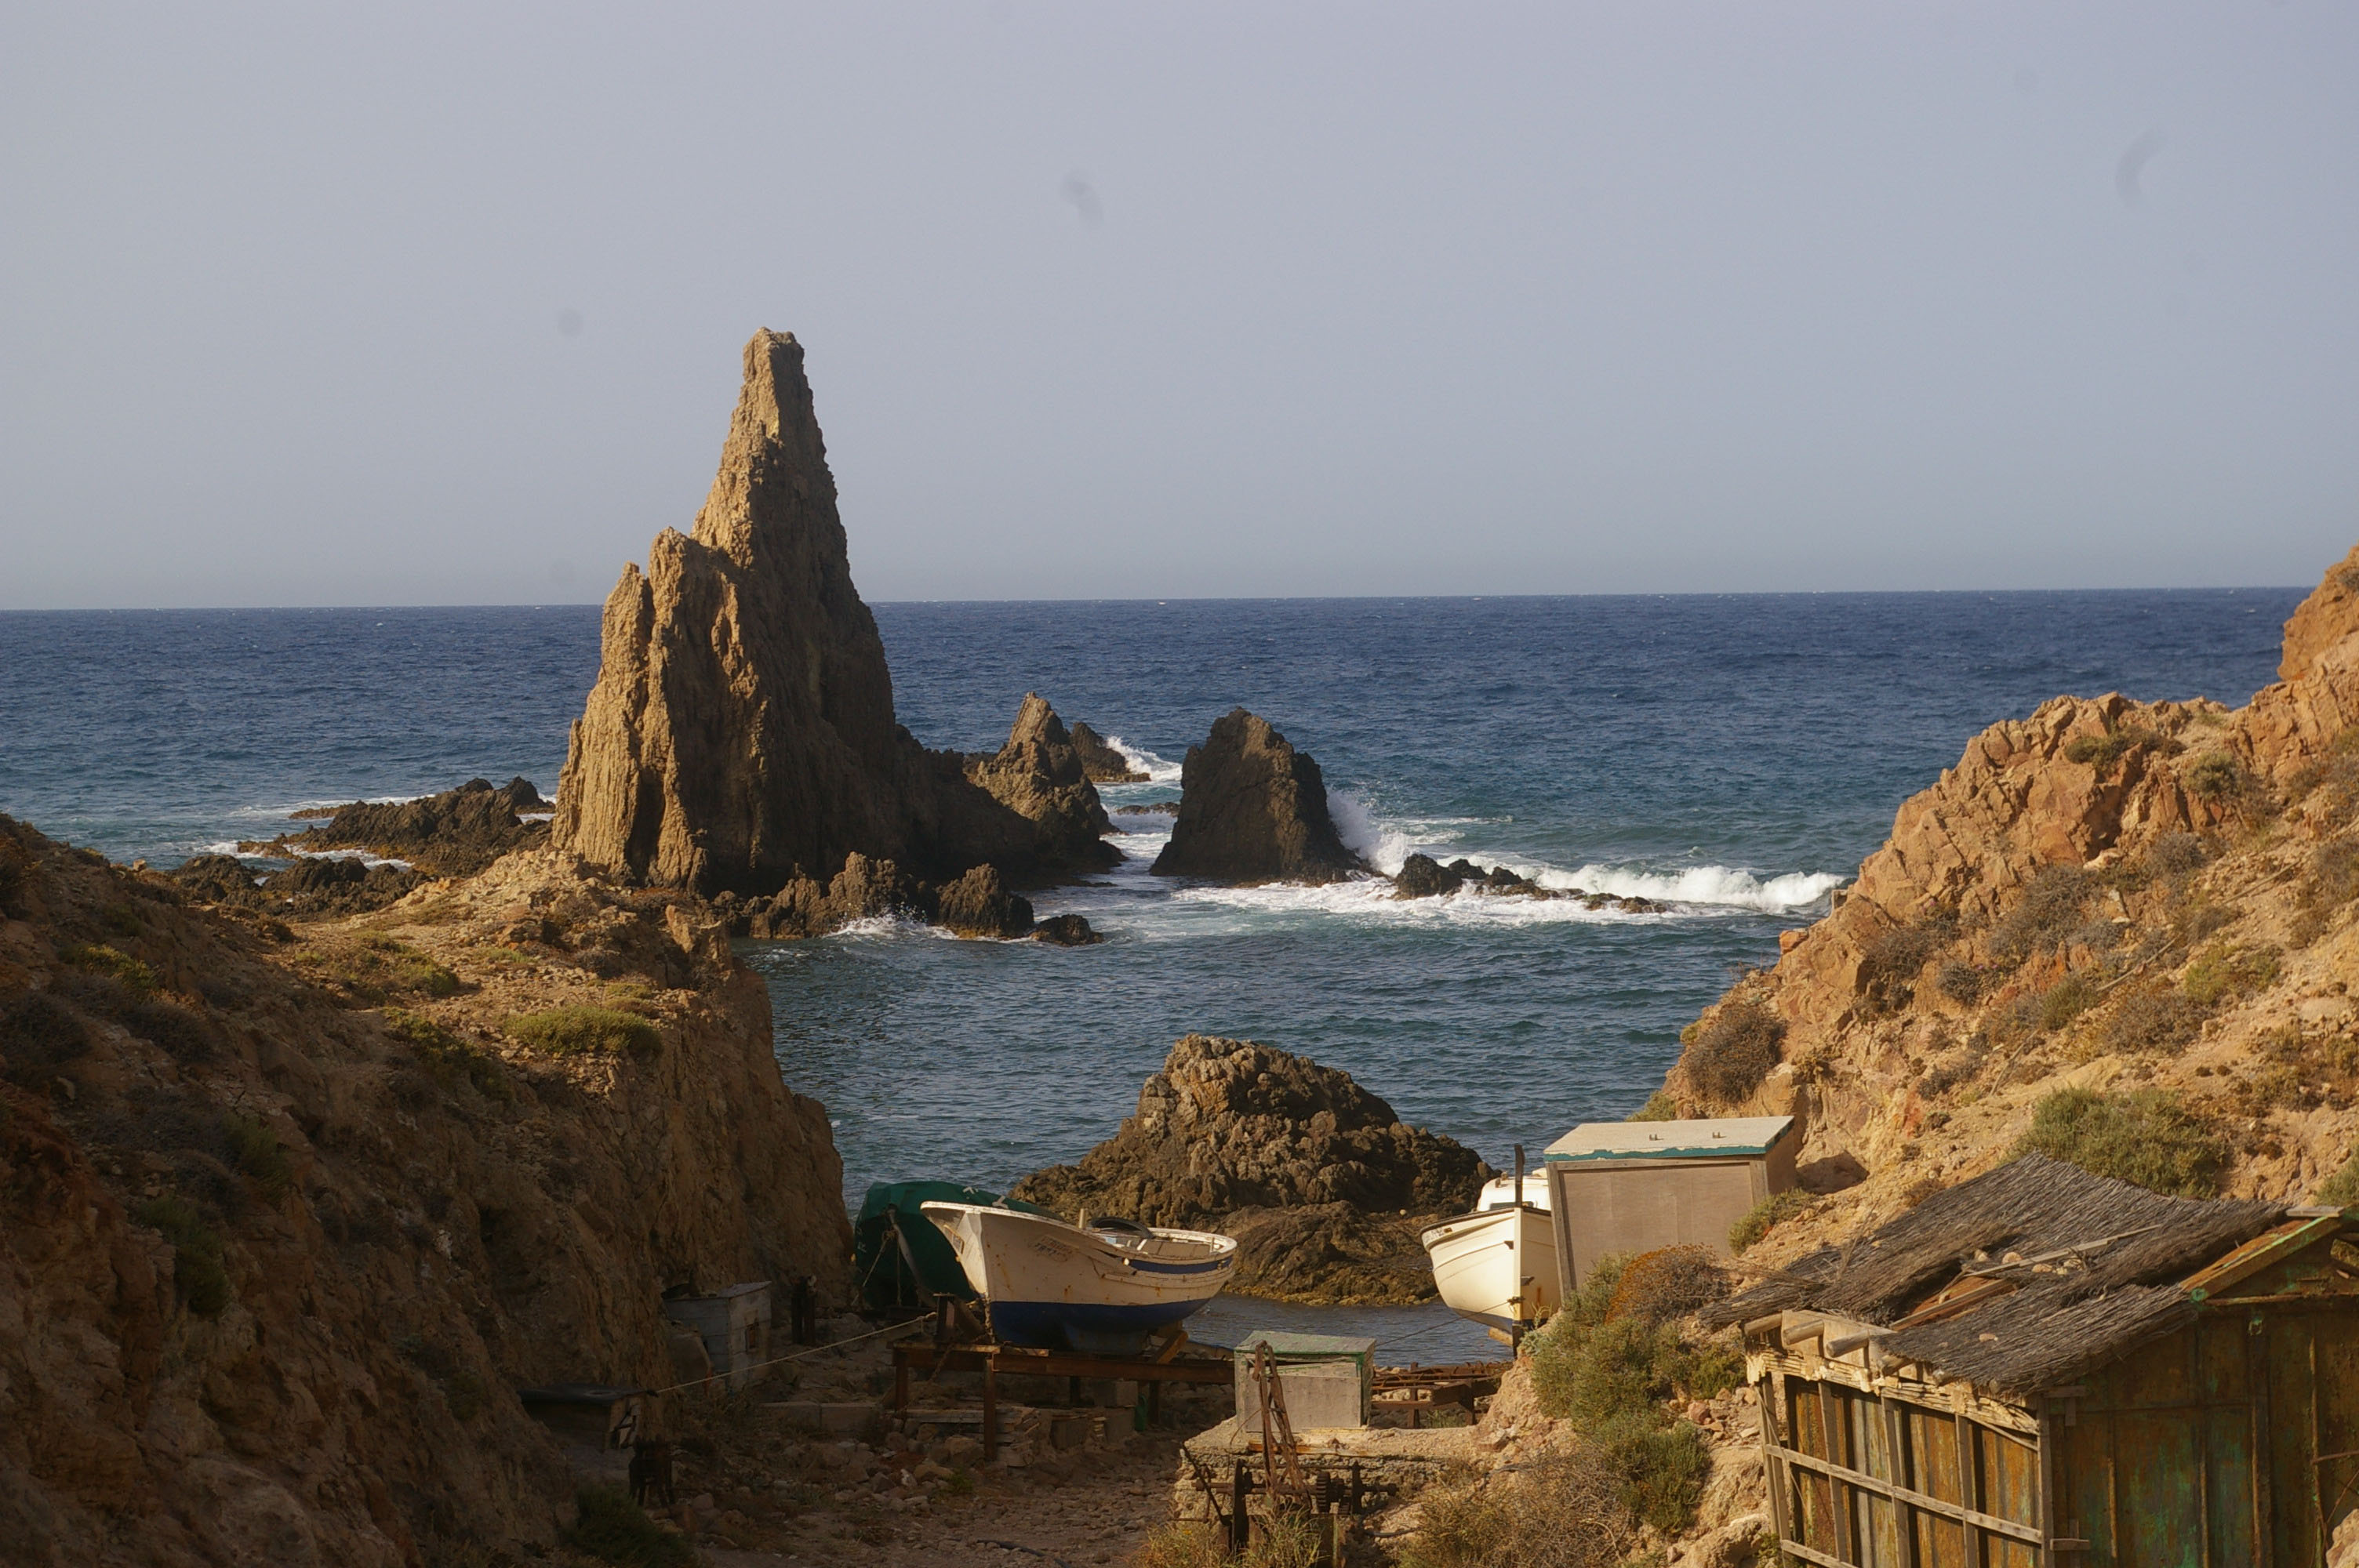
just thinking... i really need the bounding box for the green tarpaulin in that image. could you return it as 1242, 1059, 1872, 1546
851, 1181, 1055, 1313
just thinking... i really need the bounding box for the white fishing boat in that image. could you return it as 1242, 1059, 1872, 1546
918, 1201, 1239, 1354
1419, 1169, 1557, 1340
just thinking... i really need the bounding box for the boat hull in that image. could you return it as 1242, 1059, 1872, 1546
920, 1202, 1238, 1354
1419, 1203, 1558, 1333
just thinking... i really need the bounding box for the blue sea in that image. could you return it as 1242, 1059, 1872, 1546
0, 591, 2303, 1359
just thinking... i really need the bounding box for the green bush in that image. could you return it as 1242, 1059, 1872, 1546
1628, 1091, 1680, 1122
506, 1006, 661, 1058
2037, 974, 2099, 1032
133, 1195, 231, 1316
2064, 728, 2172, 773
2012, 1087, 2231, 1197
568, 1486, 694, 1568
1683, 998, 1784, 1105
1729, 1189, 1816, 1254
2315, 1149, 2359, 1209
384, 1008, 514, 1101
1594, 1410, 1712, 1534
222, 1112, 293, 1200
2186, 751, 2246, 801
1, 991, 93, 1089
2183, 942, 2280, 1007
58, 943, 156, 996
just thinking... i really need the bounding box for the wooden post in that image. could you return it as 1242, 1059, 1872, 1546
983, 1356, 999, 1462
1230, 1462, 1252, 1554
893, 1346, 910, 1413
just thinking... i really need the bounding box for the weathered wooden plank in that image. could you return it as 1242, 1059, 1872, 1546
1767, 1442, 2046, 1545
2182, 1217, 2342, 1304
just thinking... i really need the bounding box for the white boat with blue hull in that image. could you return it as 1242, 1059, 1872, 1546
919, 1201, 1238, 1354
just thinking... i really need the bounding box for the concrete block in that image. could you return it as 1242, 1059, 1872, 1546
1237, 1359, 1365, 1431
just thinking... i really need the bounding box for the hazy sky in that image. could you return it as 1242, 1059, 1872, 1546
5, 4, 2356, 608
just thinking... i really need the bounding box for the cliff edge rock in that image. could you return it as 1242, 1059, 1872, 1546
1011, 1034, 1489, 1301
959, 695, 1119, 877
1150, 710, 1364, 884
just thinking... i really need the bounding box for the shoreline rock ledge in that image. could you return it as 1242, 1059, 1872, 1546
1011, 1034, 1491, 1303
1150, 709, 1365, 884
551, 330, 1108, 916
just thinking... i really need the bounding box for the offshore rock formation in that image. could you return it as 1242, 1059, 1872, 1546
247, 777, 551, 880
959, 695, 1120, 877
551, 330, 1066, 897
740, 852, 1094, 944
1150, 710, 1365, 884
1011, 1035, 1490, 1302
1068, 722, 1149, 784
0, 821, 848, 1563
1390, 851, 1663, 912
1655, 538, 2359, 1231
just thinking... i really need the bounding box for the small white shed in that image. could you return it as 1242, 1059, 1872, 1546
1542, 1116, 1797, 1298
661, 1281, 772, 1390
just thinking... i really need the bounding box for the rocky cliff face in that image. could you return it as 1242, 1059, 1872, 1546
959, 696, 1119, 877
551, 331, 1067, 898
1011, 1035, 1490, 1302
1656, 541, 2359, 1249
0, 823, 849, 1564
1150, 710, 1365, 884
1067, 723, 1148, 784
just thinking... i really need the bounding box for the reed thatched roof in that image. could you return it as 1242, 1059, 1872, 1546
1710, 1154, 2285, 1395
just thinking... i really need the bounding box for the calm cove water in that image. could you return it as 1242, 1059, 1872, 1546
0, 590, 2303, 1359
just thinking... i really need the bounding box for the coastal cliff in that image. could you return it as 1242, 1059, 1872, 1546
1657, 542, 2359, 1251
552, 331, 1107, 899
0, 823, 849, 1564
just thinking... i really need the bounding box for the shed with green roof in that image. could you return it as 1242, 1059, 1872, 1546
1542, 1114, 1798, 1295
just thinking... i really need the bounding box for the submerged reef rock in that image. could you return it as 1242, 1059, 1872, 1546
0, 818, 847, 1563
959, 695, 1120, 876
1068, 720, 1149, 783
253, 776, 550, 880
551, 329, 1052, 898
1011, 1034, 1490, 1302
1150, 710, 1365, 885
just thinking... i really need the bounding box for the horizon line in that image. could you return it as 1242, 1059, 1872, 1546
0, 583, 2314, 615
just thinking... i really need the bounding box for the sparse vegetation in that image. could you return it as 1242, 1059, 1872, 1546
2064, 727, 2175, 773
0, 991, 93, 1089
2186, 750, 2246, 801
58, 943, 156, 996
567, 1485, 694, 1568
505, 1006, 661, 1058
1859, 913, 1958, 1013
2315, 1149, 2359, 1210
1401, 1450, 1639, 1568
299, 936, 460, 1003
1936, 960, 1987, 1006
2036, 973, 2099, 1032
1628, 1090, 1680, 1122
2012, 1087, 2231, 1198
1683, 997, 1784, 1104
1729, 1189, 1816, 1254
133, 1195, 230, 1316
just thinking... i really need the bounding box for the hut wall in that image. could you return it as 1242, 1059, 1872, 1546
1550, 1157, 1765, 1292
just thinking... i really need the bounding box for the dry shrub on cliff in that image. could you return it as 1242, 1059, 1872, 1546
2315, 1148, 2359, 1210
2012, 1087, 2231, 1198
1859, 913, 1958, 1013
1607, 1245, 1730, 1326
299, 936, 460, 1004
1728, 1189, 1816, 1254
132, 1195, 231, 1317
0, 990, 92, 1089
1135, 1524, 1225, 1568
385, 1008, 514, 1102
1628, 1090, 1681, 1121
1682, 998, 1784, 1104
2064, 727, 2175, 773
2034, 974, 2099, 1033
1914, 1040, 1989, 1099
1936, 959, 1988, 1006
224, 1112, 294, 1200
58, 942, 157, 996
1990, 866, 2092, 966
506, 1005, 660, 1058
2098, 985, 2205, 1055
1403, 1450, 1637, 1568
2289, 730, 2359, 829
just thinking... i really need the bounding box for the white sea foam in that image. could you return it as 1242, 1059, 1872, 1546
1328, 789, 1413, 875
1103, 734, 1183, 783
1550, 864, 1842, 911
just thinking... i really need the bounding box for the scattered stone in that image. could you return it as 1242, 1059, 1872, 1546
1150, 710, 1365, 885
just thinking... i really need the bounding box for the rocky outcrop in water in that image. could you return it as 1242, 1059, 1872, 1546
1010, 1034, 1490, 1302
551, 330, 1051, 898
248, 777, 550, 880
960, 696, 1119, 876
1389, 852, 1663, 911
0, 819, 849, 1564
740, 852, 1100, 945
1068, 722, 1149, 784
1150, 710, 1365, 885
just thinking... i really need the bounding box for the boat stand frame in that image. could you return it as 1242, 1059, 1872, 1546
891, 1323, 1233, 1461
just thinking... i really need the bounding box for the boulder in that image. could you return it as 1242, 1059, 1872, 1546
1067, 722, 1149, 783
959, 696, 1120, 876
1149, 710, 1365, 884
1031, 914, 1104, 946
1392, 852, 1467, 899
1009, 1035, 1491, 1302
551, 330, 1045, 895
933, 864, 1035, 938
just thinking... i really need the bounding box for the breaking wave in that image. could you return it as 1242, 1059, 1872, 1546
1550, 864, 1843, 911
1102, 734, 1183, 783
